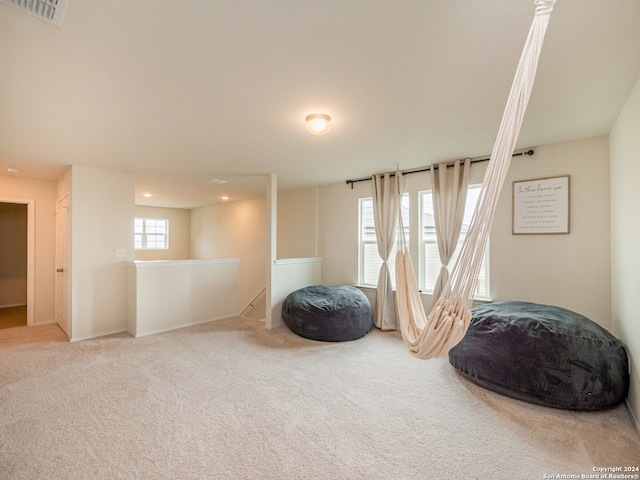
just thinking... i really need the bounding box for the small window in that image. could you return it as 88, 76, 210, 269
135, 218, 169, 250
358, 195, 409, 288
419, 185, 488, 297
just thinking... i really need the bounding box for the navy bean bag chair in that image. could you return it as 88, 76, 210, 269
282, 285, 373, 342
448, 301, 629, 411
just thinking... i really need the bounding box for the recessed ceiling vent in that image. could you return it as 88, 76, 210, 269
1, 0, 69, 26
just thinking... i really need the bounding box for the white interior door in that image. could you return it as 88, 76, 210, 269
55, 196, 70, 338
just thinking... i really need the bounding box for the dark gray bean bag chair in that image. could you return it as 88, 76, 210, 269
448, 301, 629, 411
282, 285, 373, 342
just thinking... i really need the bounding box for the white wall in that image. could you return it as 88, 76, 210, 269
610, 75, 640, 430
0, 175, 57, 324
189, 187, 321, 322
314, 136, 612, 329
317, 180, 365, 287
134, 205, 191, 261
126, 259, 239, 337
69, 166, 135, 340
190, 196, 266, 316
277, 187, 318, 259
490, 137, 611, 327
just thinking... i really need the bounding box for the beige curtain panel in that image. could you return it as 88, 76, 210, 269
430, 158, 471, 300
371, 172, 400, 331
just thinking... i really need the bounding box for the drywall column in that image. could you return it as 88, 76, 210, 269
70, 165, 135, 341
265, 174, 277, 329
265, 174, 323, 329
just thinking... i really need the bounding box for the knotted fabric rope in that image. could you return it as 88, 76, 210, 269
395, 0, 557, 359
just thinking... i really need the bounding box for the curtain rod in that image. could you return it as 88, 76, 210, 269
345, 149, 535, 189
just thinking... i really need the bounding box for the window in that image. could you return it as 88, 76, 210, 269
358, 195, 409, 288
135, 218, 169, 250
419, 185, 488, 297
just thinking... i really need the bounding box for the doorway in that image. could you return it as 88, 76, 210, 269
55, 195, 70, 337
0, 200, 34, 329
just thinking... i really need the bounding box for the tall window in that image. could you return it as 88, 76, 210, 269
358, 194, 409, 288
420, 185, 488, 297
135, 218, 169, 250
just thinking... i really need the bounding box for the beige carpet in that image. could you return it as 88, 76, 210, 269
1, 317, 638, 480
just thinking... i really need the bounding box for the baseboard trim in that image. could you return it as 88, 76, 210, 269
70, 328, 128, 342
34, 320, 56, 326
129, 314, 236, 338
265, 319, 284, 330
625, 398, 640, 439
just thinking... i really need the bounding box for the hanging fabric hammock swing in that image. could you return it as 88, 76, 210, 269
395, 0, 557, 359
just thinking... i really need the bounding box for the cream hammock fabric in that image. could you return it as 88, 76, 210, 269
395, 0, 557, 359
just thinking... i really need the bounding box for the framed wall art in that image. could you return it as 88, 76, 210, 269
512, 175, 570, 235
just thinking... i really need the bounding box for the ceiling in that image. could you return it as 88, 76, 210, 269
1, 0, 639, 209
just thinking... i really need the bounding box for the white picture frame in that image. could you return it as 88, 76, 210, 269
512, 176, 570, 235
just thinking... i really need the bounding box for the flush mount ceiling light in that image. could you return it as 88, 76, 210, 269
305, 113, 332, 136
6, 167, 20, 173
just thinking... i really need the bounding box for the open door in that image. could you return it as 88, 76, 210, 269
55, 195, 70, 338
0, 197, 35, 327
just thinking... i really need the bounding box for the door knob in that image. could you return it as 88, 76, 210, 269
56, 268, 64, 273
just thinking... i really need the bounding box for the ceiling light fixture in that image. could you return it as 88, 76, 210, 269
305, 113, 332, 136
6, 167, 20, 173
143, 193, 152, 198
221, 196, 229, 201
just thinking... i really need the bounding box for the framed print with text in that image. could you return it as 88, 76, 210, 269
512, 176, 570, 235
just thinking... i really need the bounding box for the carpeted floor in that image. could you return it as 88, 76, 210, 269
0, 316, 638, 479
